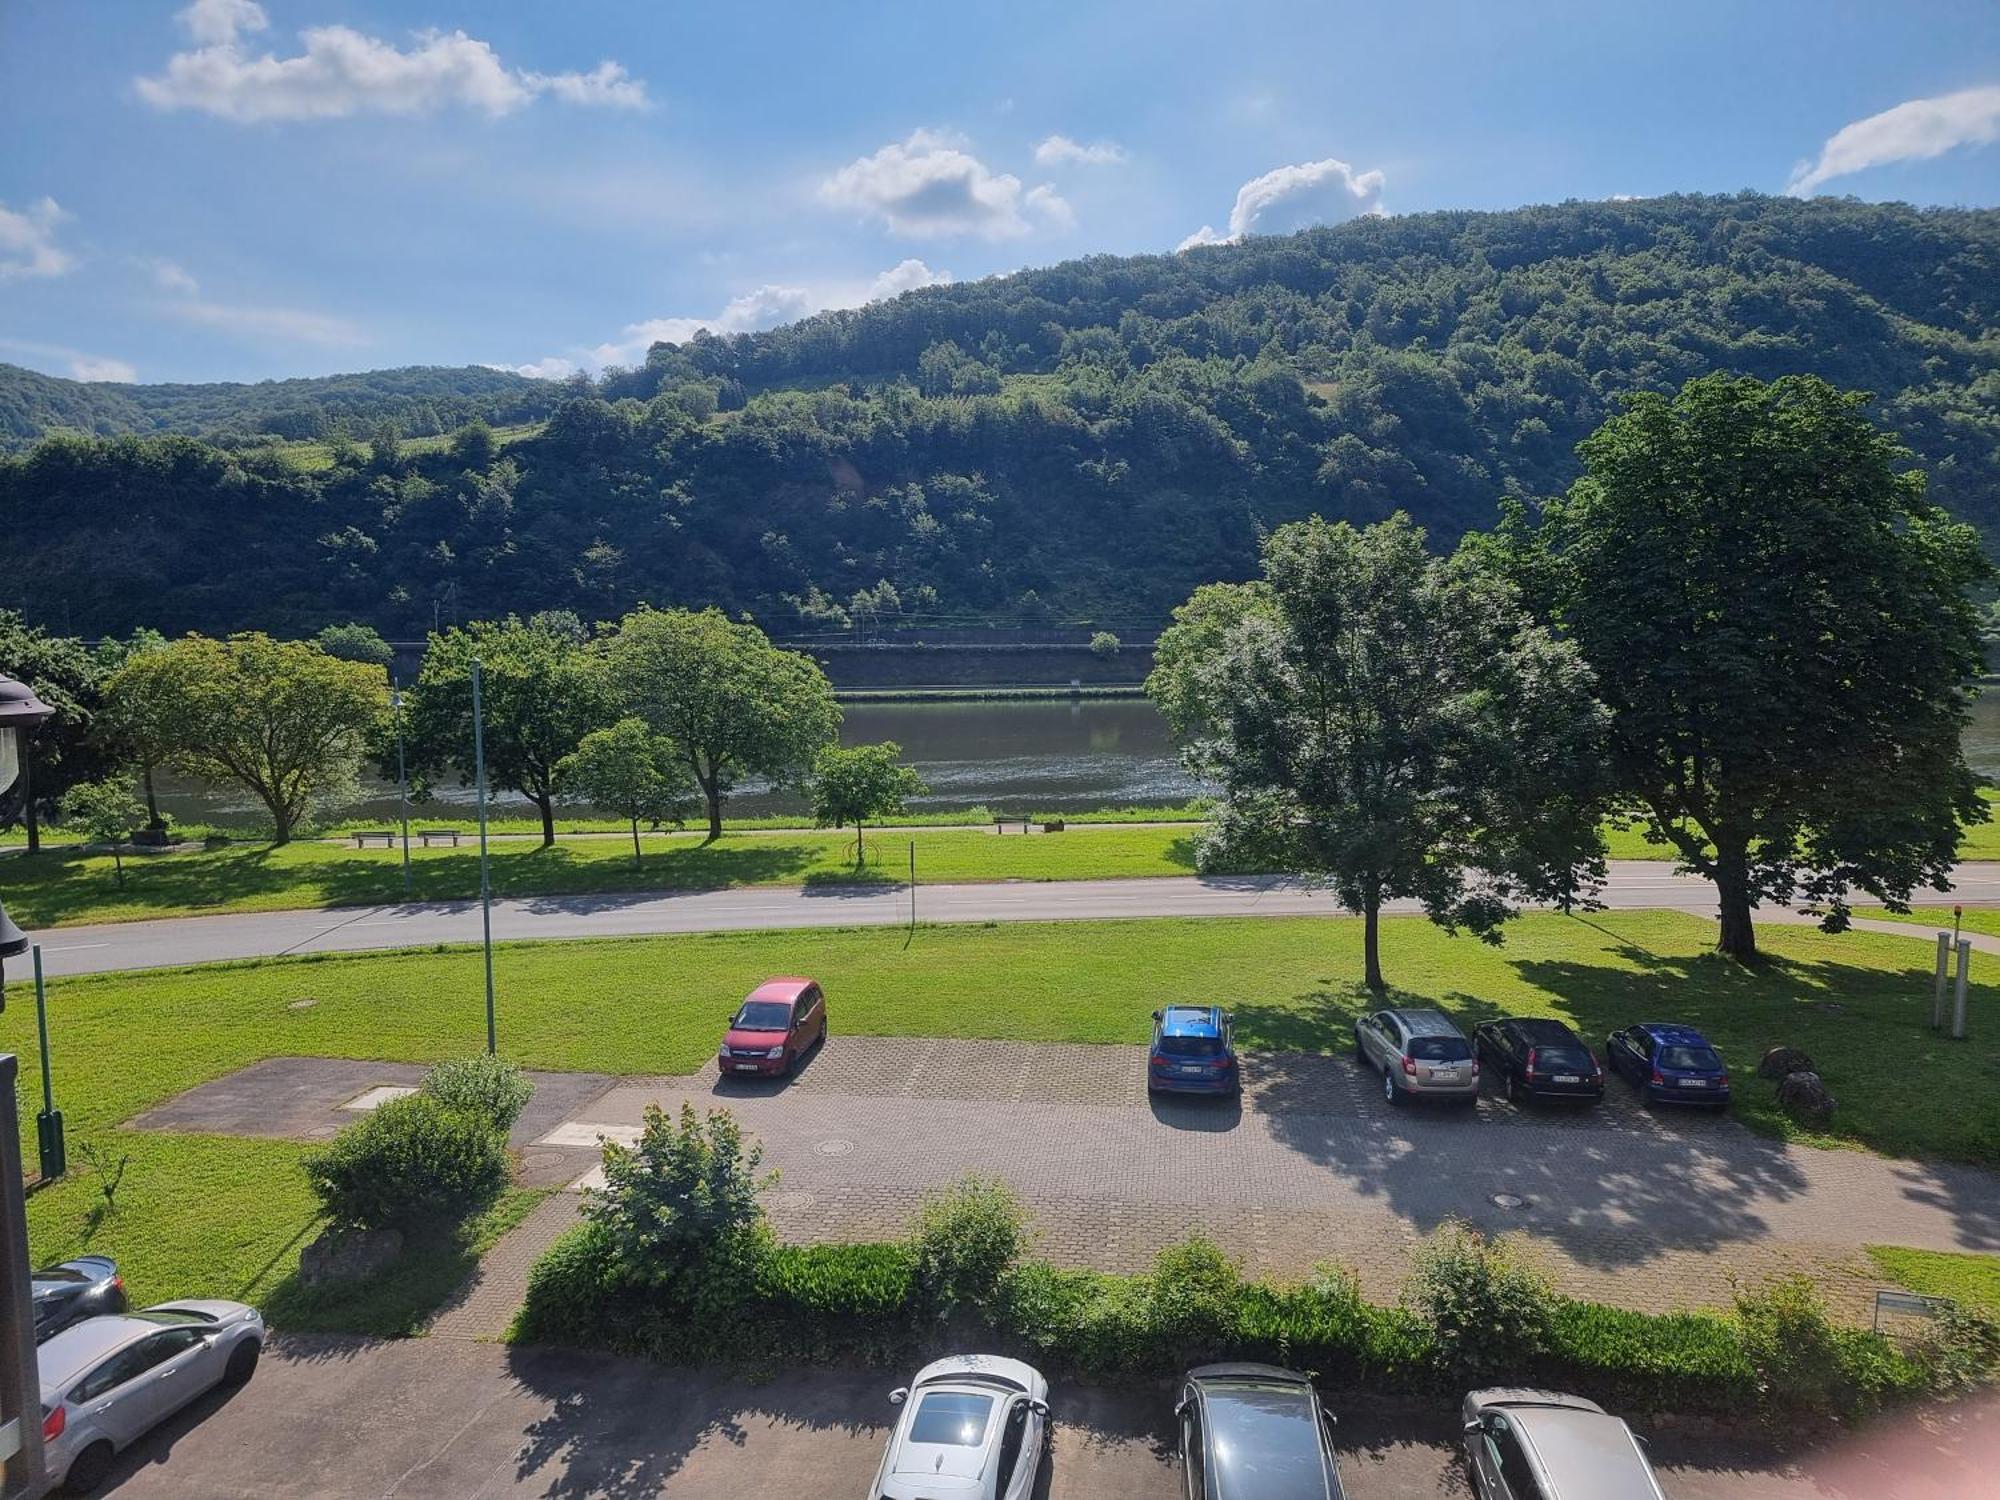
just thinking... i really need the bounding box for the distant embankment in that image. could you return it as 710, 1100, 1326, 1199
786, 640, 1157, 690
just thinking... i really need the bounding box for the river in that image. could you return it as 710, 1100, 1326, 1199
148, 688, 2000, 832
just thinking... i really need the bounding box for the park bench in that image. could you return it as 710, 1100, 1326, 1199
993, 815, 1032, 835
419, 828, 462, 847
352, 830, 395, 848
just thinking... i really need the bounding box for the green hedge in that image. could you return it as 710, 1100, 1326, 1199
512, 1220, 1948, 1422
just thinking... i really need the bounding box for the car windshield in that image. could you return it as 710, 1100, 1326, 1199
1409, 1037, 1471, 1062
1159, 1033, 1223, 1057
1660, 1045, 1722, 1071
132, 1308, 215, 1325
734, 1001, 793, 1030
34, 1268, 90, 1285
909, 1390, 993, 1446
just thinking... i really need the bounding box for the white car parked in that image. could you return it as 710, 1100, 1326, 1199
37, 1300, 264, 1494
871, 1354, 1050, 1500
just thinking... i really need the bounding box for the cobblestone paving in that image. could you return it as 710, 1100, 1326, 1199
428, 1191, 583, 1340
539, 1036, 1999, 1323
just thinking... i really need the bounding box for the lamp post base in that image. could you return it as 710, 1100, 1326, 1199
36, 1109, 63, 1180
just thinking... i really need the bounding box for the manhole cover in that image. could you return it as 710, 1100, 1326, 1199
521, 1150, 564, 1173
815, 1138, 855, 1157
768, 1190, 818, 1212
1489, 1192, 1530, 1210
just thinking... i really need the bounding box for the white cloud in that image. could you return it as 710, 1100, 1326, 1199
0, 337, 137, 383
1178, 156, 1385, 251
868, 258, 952, 300
0, 197, 76, 280
146, 257, 200, 294
514, 260, 956, 376
137, 2, 651, 122
819, 129, 1069, 239
1788, 85, 2000, 195
1033, 134, 1126, 168
160, 298, 367, 348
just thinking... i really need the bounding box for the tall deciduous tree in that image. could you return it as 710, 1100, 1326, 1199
1506, 373, 1991, 960
609, 607, 841, 841
117, 633, 387, 844
808, 741, 927, 863
1150, 513, 1610, 993
96, 627, 179, 833
404, 613, 613, 848
558, 717, 697, 868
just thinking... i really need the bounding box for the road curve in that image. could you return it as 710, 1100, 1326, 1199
26, 860, 2000, 978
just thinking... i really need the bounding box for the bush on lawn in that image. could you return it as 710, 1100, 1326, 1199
422, 1055, 535, 1135
590, 1102, 774, 1285
1734, 1276, 1924, 1419
303, 1093, 509, 1231
1404, 1220, 1553, 1385
911, 1177, 1027, 1320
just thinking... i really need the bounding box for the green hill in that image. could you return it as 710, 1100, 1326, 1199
2, 192, 1995, 639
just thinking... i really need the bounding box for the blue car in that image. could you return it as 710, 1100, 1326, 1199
1148, 1005, 1239, 1095
1605, 1022, 1732, 1106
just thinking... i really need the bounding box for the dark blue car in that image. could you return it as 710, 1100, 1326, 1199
1605, 1022, 1731, 1106
1148, 1005, 1239, 1095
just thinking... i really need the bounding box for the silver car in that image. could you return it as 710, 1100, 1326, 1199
38, 1300, 264, 1494
1462, 1388, 1667, 1499
871, 1354, 1049, 1500
1354, 1007, 1479, 1106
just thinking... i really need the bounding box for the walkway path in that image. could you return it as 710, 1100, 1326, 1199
33, 861, 2000, 976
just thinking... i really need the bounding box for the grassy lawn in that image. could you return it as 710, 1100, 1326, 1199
10, 908, 1996, 1331
0, 823, 1200, 928
1860, 905, 2000, 941
1866, 1247, 2000, 1313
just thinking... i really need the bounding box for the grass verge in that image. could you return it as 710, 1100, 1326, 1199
1868, 1247, 2000, 1314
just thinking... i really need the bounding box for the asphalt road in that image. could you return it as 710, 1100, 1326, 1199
93, 1337, 2000, 1499
28, 861, 2000, 977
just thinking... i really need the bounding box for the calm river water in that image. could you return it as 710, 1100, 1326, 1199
151, 689, 2000, 832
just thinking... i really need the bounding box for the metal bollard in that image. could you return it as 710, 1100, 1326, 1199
1934, 931, 1951, 1029
1953, 938, 1972, 1041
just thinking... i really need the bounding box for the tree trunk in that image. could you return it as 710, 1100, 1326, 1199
269, 796, 293, 846
20, 746, 37, 855
535, 793, 556, 849
112, 847, 124, 885
1713, 839, 1758, 961
630, 817, 642, 870
1363, 890, 1385, 994
856, 819, 866, 866
699, 768, 723, 843
142, 763, 163, 831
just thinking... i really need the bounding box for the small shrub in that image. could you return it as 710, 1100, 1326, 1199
422, 1055, 535, 1136
1145, 1237, 1243, 1368
303, 1093, 508, 1232
1404, 1220, 1554, 1384
589, 1102, 773, 1283
910, 1176, 1027, 1319
755, 1242, 919, 1364
1089, 631, 1121, 658
1922, 1303, 2000, 1394
514, 1220, 622, 1346
1734, 1276, 1850, 1415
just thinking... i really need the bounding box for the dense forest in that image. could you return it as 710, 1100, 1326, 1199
3, 192, 1995, 639
0, 362, 559, 447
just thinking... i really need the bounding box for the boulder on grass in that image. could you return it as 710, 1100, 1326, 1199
299, 1226, 403, 1288
1775, 1070, 1837, 1125
1759, 1045, 1816, 1081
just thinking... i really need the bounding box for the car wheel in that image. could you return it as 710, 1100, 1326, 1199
224, 1338, 261, 1385
63, 1441, 114, 1496
1384, 1069, 1404, 1107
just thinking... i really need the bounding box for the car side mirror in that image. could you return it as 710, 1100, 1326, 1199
1172, 1397, 1190, 1418
1463, 1418, 1484, 1435
888, 1387, 908, 1407
1151, 1009, 1163, 1021
1030, 1400, 1050, 1418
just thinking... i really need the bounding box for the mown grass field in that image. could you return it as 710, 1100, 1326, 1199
0, 823, 1201, 927
1866, 1247, 2000, 1314
11, 908, 1995, 1330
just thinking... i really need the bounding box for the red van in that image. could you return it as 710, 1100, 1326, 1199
717, 977, 828, 1077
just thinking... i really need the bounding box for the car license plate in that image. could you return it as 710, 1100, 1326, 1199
1178, 1064, 1206, 1075
1554, 1074, 1581, 1084
1680, 1078, 1708, 1088
733, 1063, 759, 1073
1432, 1069, 1461, 1082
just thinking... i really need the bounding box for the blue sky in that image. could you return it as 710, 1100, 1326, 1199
2, 0, 1997, 385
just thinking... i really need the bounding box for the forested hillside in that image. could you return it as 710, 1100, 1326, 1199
3, 193, 1995, 639
0, 362, 560, 447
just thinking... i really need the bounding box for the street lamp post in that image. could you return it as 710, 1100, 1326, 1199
392, 676, 412, 895
471, 658, 496, 1054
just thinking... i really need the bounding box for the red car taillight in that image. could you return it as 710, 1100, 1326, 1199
1401, 1055, 1417, 1076
1717, 1072, 1730, 1088
1651, 1068, 1666, 1086
43, 1405, 64, 1442
1523, 1047, 1540, 1080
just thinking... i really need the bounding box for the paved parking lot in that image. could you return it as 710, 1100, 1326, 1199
93, 1336, 2000, 1499
531, 1035, 1999, 1319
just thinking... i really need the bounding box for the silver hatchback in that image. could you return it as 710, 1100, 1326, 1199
1354, 1007, 1479, 1106
1462, 1388, 1667, 1499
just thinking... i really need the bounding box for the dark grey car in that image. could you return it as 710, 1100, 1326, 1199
1177, 1363, 1345, 1500
1353, 1007, 1478, 1106
1461, 1388, 1666, 1499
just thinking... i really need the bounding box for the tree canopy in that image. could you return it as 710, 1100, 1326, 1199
558, 717, 697, 867
1150, 513, 1610, 991
808, 741, 928, 862
608, 608, 840, 840
1505, 372, 1991, 958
